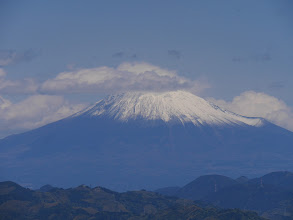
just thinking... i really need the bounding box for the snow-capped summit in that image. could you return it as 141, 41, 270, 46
75, 90, 264, 127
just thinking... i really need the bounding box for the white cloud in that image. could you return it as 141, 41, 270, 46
41, 62, 209, 95
209, 91, 293, 131
0, 95, 85, 137
117, 62, 177, 77
0, 62, 209, 95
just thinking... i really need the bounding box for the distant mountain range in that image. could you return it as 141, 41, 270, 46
0, 91, 293, 191
0, 180, 265, 220
155, 171, 293, 220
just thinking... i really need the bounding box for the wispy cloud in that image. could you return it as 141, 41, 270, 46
232, 52, 271, 63
112, 52, 125, 58
0, 68, 38, 94
112, 52, 138, 59
168, 50, 181, 59
209, 91, 293, 132
41, 62, 209, 95
0, 78, 38, 94
0, 68, 6, 78
268, 81, 285, 91
0, 49, 41, 66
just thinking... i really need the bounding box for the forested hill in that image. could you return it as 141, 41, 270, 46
0, 181, 265, 220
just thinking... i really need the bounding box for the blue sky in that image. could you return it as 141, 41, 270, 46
0, 0, 292, 136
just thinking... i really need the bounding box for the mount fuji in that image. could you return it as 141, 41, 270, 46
1, 90, 293, 191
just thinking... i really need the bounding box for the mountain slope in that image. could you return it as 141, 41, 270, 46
249, 171, 293, 191
175, 175, 238, 200
155, 171, 293, 220
0, 90, 293, 191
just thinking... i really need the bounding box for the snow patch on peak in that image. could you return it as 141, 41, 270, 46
75, 90, 264, 127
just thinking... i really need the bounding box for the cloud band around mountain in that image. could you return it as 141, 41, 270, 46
0, 63, 292, 138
